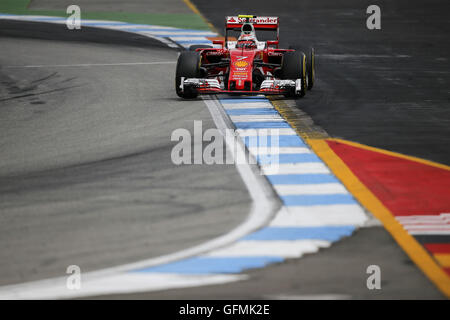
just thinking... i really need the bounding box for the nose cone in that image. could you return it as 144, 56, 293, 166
229, 50, 256, 90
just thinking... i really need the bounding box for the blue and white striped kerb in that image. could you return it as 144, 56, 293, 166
131, 96, 369, 277
0, 14, 217, 48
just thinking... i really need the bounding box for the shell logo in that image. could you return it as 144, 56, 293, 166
234, 60, 249, 68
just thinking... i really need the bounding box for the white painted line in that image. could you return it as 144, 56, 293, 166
262, 163, 330, 175
399, 219, 450, 223
180, 44, 196, 48
402, 222, 450, 226
230, 115, 285, 122
408, 230, 450, 235
133, 32, 178, 47
248, 147, 311, 155
204, 240, 330, 258
273, 183, 348, 195
398, 219, 450, 224
221, 102, 274, 109
397, 215, 449, 221
402, 223, 450, 227
0, 273, 246, 300
4, 61, 177, 68
237, 128, 297, 136
404, 225, 450, 230
270, 205, 368, 227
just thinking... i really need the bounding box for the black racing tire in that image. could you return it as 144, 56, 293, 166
175, 51, 201, 99
307, 47, 315, 90
280, 51, 307, 98
189, 44, 212, 51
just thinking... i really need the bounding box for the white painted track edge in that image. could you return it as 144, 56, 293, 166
0, 95, 281, 299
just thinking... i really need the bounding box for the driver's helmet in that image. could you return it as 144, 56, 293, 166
237, 34, 257, 49
236, 23, 257, 49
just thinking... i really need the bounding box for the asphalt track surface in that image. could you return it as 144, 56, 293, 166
193, 0, 450, 165
0, 21, 250, 286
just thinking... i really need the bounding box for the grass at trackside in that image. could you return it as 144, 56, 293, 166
0, 0, 30, 12
0, 0, 211, 30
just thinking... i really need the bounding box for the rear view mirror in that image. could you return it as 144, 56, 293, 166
267, 40, 279, 48
213, 39, 225, 47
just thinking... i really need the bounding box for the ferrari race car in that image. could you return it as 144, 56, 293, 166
175, 15, 315, 99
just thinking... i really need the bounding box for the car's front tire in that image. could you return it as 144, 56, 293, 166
307, 47, 315, 90
281, 51, 307, 98
175, 51, 201, 99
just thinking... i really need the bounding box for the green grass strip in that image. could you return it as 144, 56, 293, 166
0, 0, 211, 30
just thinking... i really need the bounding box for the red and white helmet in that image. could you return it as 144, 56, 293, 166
238, 33, 257, 42
237, 23, 257, 48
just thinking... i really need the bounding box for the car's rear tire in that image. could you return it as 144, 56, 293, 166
189, 44, 212, 51
175, 51, 201, 99
281, 51, 306, 98
307, 47, 315, 90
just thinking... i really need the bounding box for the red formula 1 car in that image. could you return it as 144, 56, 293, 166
175, 15, 315, 99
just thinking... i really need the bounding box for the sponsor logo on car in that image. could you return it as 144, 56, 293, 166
268, 51, 283, 57
206, 50, 225, 56
234, 60, 249, 68
226, 16, 278, 24
232, 71, 248, 79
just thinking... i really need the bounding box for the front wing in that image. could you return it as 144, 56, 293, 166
180, 78, 303, 95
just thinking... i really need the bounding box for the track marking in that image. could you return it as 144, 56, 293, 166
273, 183, 348, 195
270, 205, 368, 227
4, 61, 177, 68
435, 254, 450, 267
328, 138, 450, 171
307, 138, 450, 298
204, 240, 329, 258
248, 147, 311, 155
237, 128, 296, 136
262, 162, 330, 175
0, 274, 247, 300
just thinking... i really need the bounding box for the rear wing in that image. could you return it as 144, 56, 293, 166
224, 15, 279, 48
225, 15, 279, 30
